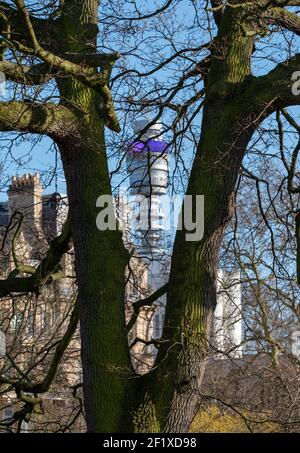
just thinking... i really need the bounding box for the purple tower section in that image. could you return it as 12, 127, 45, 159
128, 139, 169, 155
126, 137, 169, 196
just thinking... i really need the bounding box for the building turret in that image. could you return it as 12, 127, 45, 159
8, 173, 43, 232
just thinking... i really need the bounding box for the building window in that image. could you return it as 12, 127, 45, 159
153, 313, 162, 339
11, 312, 23, 331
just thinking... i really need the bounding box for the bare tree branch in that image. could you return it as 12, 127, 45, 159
263, 7, 300, 36
0, 60, 55, 85
126, 283, 169, 333
0, 213, 72, 298
246, 52, 300, 116
0, 101, 78, 137
0, 298, 79, 424
0, 0, 56, 47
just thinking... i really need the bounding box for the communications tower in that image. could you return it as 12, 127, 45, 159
125, 119, 171, 371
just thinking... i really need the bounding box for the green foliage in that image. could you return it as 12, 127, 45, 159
190, 405, 281, 433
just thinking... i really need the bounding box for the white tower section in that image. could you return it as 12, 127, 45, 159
126, 120, 169, 196
125, 120, 171, 372
214, 269, 243, 358
126, 120, 170, 252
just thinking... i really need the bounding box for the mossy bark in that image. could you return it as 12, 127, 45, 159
132, 2, 259, 433
54, 0, 134, 432
133, 101, 256, 433
59, 133, 133, 432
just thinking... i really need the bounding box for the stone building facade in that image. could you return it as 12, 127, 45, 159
0, 173, 81, 432
0, 171, 245, 431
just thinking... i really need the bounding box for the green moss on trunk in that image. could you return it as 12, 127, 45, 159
132, 4, 257, 432
54, 0, 134, 432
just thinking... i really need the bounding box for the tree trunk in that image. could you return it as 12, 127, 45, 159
133, 3, 257, 433
59, 133, 133, 432
54, 0, 134, 432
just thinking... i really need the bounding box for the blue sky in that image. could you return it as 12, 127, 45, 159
0, 1, 300, 202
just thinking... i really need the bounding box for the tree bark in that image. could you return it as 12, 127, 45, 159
133, 101, 256, 433
59, 132, 133, 432
133, 2, 258, 433
54, 0, 134, 432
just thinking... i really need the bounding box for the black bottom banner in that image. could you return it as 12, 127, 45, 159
0, 433, 298, 450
